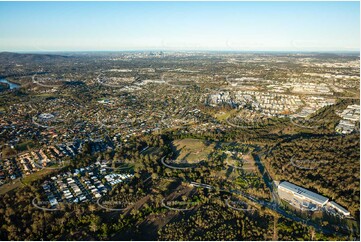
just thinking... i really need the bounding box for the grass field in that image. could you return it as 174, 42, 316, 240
171, 138, 215, 163
22, 166, 62, 184
222, 144, 257, 173
0, 179, 24, 195
214, 109, 237, 121
241, 154, 257, 171
15, 140, 36, 152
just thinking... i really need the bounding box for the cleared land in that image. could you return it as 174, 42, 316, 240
0, 179, 24, 195
171, 139, 215, 163
213, 109, 237, 121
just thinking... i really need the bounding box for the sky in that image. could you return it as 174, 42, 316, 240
0, 1, 359, 52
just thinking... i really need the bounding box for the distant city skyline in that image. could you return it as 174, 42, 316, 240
0, 1, 359, 52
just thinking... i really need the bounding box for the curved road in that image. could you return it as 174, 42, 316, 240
160, 156, 198, 170
184, 149, 356, 238
32, 197, 61, 211
161, 198, 194, 211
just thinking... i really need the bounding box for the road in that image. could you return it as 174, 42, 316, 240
32, 115, 55, 129
229, 188, 340, 235
32, 197, 60, 211
184, 148, 356, 237
225, 198, 256, 212
32, 74, 61, 88
161, 198, 194, 211
160, 156, 197, 170
250, 148, 355, 237
96, 197, 129, 211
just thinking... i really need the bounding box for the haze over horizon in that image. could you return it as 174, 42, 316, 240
0, 1, 359, 52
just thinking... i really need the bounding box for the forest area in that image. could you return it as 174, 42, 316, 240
266, 133, 360, 217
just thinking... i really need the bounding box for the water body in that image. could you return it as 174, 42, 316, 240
0, 78, 20, 89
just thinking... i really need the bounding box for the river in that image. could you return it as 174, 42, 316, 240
0, 78, 20, 89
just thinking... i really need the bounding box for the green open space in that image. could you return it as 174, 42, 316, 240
22, 165, 65, 184
15, 140, 37, 152
213, 109, 237, 121
171, 138, 215, 163
0, 179, 24, 195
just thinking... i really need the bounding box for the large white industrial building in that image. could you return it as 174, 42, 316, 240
278, 181, 350, 216
278, 181, 329, 207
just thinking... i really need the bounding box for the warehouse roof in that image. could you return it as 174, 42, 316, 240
278, 181, 329, 205
329, 201, 350, 215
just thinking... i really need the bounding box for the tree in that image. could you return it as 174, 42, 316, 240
88, 204, 97, 212
151, 173, 159, 180
6, 225, 18, 240
89, 215, 101, 232
2, 147, 16, 158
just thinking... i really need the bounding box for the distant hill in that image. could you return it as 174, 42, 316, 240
0, 52, 71, 63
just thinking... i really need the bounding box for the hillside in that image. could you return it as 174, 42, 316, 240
0, 52, 71, 63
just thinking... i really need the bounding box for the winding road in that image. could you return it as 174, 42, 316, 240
181, 147, 356, 238
160, 156, 198, 170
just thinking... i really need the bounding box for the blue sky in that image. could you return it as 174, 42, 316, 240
0, 1, 359, 51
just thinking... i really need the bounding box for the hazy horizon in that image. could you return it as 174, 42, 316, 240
2, 50, 361, 54
0, 1, 360, 52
